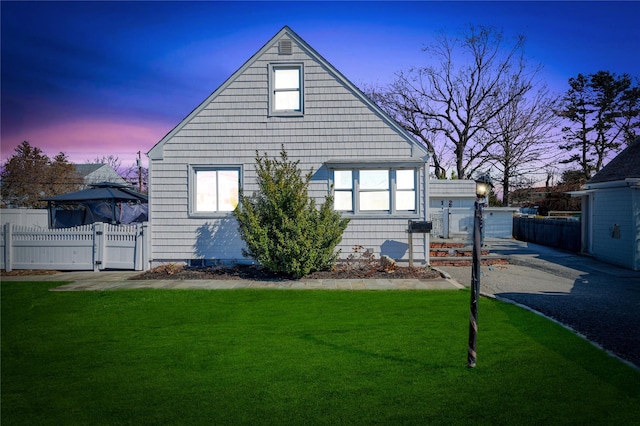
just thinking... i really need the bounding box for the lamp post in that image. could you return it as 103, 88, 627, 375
467, 174, 493, 368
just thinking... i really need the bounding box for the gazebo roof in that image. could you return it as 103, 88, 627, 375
42, 182, 147, 203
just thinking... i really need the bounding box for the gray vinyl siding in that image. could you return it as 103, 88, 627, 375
429, 180, 476, 209
148, 30, 428, 266
590, 187, 640, 270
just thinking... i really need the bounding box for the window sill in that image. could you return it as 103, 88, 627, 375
337, 212, 422, 220
188, 212, 236, 219
268, 111, 304, 118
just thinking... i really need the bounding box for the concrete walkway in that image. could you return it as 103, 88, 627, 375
1, 270, 464, 291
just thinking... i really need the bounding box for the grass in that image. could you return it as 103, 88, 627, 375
2, 282, 639, 425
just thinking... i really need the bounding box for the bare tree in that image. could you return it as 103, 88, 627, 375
363, 25, 538, 180
121, 163, 148, 193
87, 155, 122, 171
488, 83, 561, 206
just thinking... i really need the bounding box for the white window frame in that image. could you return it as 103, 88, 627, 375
188, 165, 242, 217
268, 63, 304, 117
332, 168, 419, 216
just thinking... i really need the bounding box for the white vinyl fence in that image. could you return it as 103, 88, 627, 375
429, 207, 517, 239
429, 208, 473, 238
0, 209, 49, 227
429, 210, 444, 238
1, 222, 149, 272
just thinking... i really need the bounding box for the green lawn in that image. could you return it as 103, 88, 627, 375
2, 282, 639, 425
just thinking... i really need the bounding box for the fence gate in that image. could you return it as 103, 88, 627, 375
2, 222, 148, 272
94, 223, 146, 270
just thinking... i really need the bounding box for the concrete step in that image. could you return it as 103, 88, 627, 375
429, 238, 508, 266
429, 247, 490, 257
430, 242, 466, 249
430, 255, 509, 267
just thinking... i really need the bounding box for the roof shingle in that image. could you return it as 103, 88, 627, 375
587, 137, 640, 184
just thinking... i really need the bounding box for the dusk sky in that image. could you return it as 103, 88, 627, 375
2, 1, 639, 170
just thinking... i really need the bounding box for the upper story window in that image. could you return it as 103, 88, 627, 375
333, 168, 417, 215
189, 166, 241, 217
269, 63, 304, 116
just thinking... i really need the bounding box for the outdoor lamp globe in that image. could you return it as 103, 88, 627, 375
475, 182, 489, 198
475, 174, 493, 198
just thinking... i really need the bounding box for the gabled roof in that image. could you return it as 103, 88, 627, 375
147, 26, 428, 160
74, 163, 127, 186
74, 163, 106, 177
587, 137, 640, 184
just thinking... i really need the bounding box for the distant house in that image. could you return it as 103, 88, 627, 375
572, 138, 640, 270
74, 164, 127, 188
510, 186, 550, 207
146, 26, 430, 267
429, 179, 517, 239
429, 180, 476, 210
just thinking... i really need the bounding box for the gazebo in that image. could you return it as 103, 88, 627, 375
42, 182, 148, 228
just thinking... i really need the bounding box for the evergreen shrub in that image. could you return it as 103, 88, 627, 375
234, 148, 350, 278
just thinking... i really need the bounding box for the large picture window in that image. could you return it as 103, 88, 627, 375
190, 167, 240, 215
333, 169, 417, 214
359, 170, 390, 211
269, 63, 304, 116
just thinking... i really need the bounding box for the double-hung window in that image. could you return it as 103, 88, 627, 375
189, 166, 240, 216
333, 168, 417, 215
334, 170, 354, 211
269, 63, 303, 116
395, 169, 416, 211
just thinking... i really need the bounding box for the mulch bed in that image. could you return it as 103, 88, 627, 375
1, 263, 443, 281
1, 269, 60, 277
129, 263, 442, 281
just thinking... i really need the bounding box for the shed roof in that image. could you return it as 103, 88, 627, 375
588, 137, 640, 184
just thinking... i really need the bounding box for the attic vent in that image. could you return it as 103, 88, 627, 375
278, 39, 292, 55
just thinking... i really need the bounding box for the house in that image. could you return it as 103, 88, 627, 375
146, 26, 430, 268
572, 137, 640, 270
429, 180, 476, 210
75, 164, 127, 188
428, 179, 517, 239
510, 186, 550, 207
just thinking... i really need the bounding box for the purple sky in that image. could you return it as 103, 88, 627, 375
2, 1, 639, 170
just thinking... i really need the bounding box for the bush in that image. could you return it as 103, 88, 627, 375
234, 148, 350, 278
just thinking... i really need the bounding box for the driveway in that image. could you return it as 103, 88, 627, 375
438, 239, 640, 368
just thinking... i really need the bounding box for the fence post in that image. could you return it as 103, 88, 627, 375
142, 222, 150, 271
4, 223, 12, 273
442, 207, 450, 239
93, 222, 105, 271
134, 223, 143, 271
